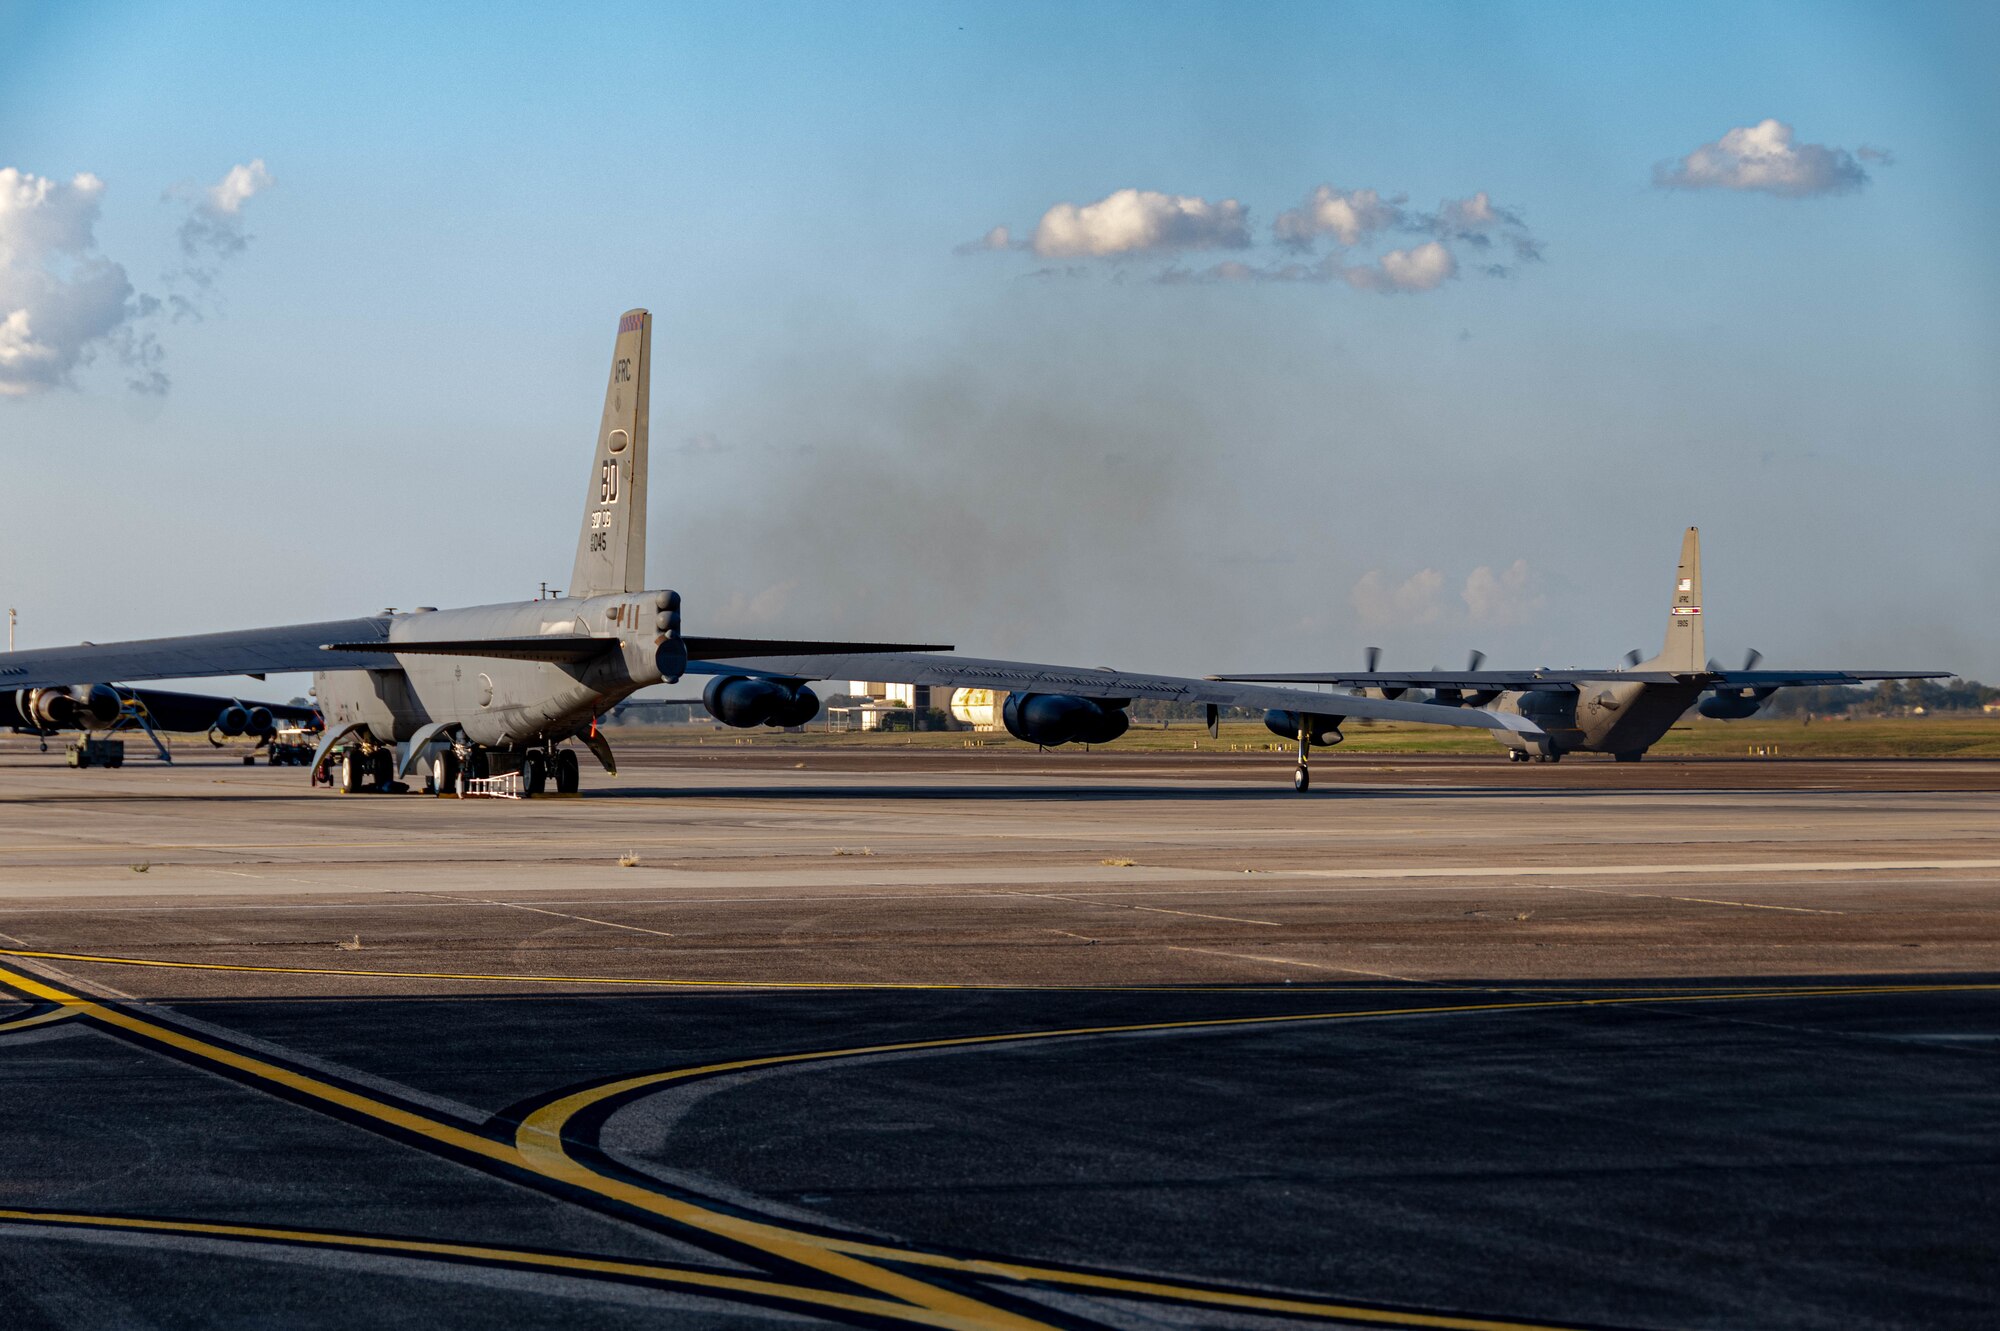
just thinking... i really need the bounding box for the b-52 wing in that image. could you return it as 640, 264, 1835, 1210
0, 618, 394, 691
682, 651, 1547, 740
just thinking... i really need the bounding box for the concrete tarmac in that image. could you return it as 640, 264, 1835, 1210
0, 736, 1995, 1329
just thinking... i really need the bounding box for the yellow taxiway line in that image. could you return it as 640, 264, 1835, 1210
0, 1207, 997, 1328
6, 954, 1992, 1330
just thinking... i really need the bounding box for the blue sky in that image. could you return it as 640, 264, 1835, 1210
3, 0, 1996, 693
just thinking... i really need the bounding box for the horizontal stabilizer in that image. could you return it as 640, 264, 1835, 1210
320, 637, 621, 664
683, 637, 953, 661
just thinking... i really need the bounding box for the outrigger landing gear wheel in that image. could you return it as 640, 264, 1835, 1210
1293, 765, 1310, 793
555, 749, 580, 795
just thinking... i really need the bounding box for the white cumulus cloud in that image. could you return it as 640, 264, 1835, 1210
1352, 568, 1447, 628
1030, 188, 1250, 258
953, 224, 1016, 256
1338, 240, 1457, 294
1461, 559, 1544, 628
1353, 560, 1545, 632
1272, 185, 1404, 250
1653, 119, 1872, 197
0, 168, 146, 396
1, 158, 273, 398
178, 158, 273, 267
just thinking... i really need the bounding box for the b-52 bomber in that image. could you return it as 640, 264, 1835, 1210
0, 307, 1543, 799
1215, 527, 1947, 763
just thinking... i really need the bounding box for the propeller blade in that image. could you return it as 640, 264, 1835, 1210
1364, 645, 1382, 673
1743, 648, 1763, 671
1467, 649, 1486, 671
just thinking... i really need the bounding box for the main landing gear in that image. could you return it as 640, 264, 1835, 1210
431, 742, 583, 799
326, 745, 402, 793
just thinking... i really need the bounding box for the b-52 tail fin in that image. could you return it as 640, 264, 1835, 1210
1646, 525, 1705, 674
569, 308, 650, 599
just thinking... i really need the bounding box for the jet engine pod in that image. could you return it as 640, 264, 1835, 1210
17, 687, 78, 729
702, 676, 819, 728
73, 684, 122, 726
214, 704, 251, 736
1000, 693, 1130, 747
1263, 710, 1345, 746
246, 706, 275, 735
1698, 688, 1774, 721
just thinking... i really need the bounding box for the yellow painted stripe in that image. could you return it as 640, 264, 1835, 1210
0, 962, 1057, 1331
7, 959, 1989, 1329
0, 1005, 79, 1033
0, 1208, 979, 1326
518, 982, 2000, 1327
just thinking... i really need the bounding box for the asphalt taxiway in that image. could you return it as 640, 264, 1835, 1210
0, 737, 1995, 1328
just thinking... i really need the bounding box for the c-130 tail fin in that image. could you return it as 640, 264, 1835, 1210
569, 308, 650, 599
1645, 525, 1706, 674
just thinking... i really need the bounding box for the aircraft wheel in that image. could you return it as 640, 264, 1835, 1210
555, 749, 580, 795
339, 751, 361, 794
433, 750, 457, 795
456, 753, 474, 798
371, 749, 395, 790
523, 753, 547, 797
1293, 765, 1310, 793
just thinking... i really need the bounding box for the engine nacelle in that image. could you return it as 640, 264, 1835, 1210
1000, 693, 1130, 747
246, 706, 275, 735
1263, 710, 1345, 746
214, 704, 251, 736
16, 685, 120, 730
1698, 688, 1774, 721
702, 676, 820, 729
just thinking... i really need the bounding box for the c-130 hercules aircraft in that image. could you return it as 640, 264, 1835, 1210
1215, 527, 1947, 763
0, 308, 1544, 797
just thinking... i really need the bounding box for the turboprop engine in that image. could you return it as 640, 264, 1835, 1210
703, 676, 820, 729
1263, 710, 1344, 745
15, 684, 121, 730
1697, 652, 1774, 720
1698, 687, 1776, 720
1001, 693, 1130, 747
